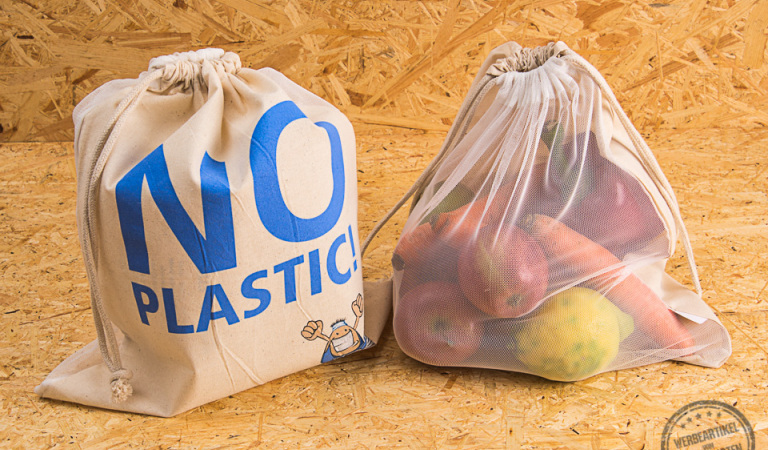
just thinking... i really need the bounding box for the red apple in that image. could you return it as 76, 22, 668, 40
563, 162, 668, 259
393, 282, 485, 366
458, 224, 548, 318
396, 236, 460, 297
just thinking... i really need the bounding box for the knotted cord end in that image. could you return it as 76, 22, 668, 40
110, 369, 134, 403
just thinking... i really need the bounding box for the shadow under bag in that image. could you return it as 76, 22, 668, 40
390, 42, 731, 381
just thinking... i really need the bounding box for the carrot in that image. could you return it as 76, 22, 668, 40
523, 214, 695, 350
432, 196, 497, 249
392, 222, 435, 271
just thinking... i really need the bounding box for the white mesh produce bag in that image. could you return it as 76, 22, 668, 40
386, 42, 731, 381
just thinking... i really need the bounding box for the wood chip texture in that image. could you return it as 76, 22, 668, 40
1, 0, 767, 448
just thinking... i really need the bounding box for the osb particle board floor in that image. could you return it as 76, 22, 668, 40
1, 124, 766, 448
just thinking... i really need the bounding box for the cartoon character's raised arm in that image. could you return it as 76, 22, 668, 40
301, 294, 369, 363
351, 293, 363, 329
301, 320, 328, 342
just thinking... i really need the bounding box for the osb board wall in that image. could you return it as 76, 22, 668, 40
0, 0, 767, 142
1, 0, 767, 448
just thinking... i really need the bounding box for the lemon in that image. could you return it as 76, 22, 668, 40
514, 287, 634, 381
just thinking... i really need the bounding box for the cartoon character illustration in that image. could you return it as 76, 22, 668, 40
301, 294, 372, 363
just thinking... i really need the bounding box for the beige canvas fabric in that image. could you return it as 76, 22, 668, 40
35, 49, 389, 417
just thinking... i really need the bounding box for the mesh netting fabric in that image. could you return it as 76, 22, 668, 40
391, 43, 730, 381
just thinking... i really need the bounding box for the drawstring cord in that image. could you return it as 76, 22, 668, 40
81, 69, 165, 403
81, 49, 242, 403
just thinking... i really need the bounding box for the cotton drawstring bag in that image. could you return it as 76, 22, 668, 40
35, 49, 390, 417
381, 41, 731, 381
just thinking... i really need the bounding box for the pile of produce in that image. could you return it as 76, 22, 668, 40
392, 128, 695, 381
